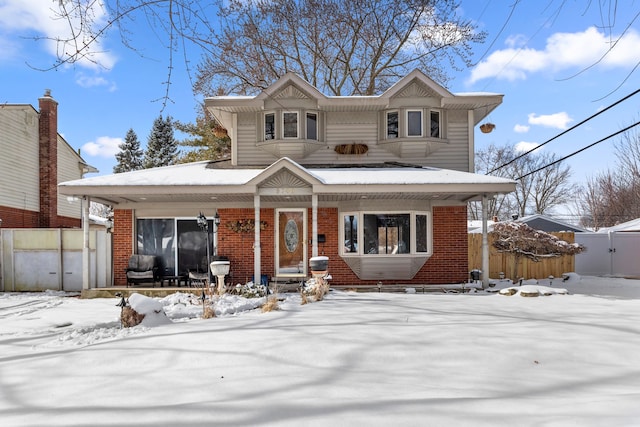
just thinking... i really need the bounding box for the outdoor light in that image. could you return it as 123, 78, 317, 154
197, 212, 211, 285
197, 212, 208, 231
214, 211, 220, 226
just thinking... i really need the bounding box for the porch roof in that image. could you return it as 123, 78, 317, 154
59, 158, 516, 206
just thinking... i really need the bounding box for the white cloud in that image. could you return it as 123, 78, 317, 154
469, 26, 640, 83
0, 0, 116, 70
514, 141, 540, 152
528, 112, 573, 129
513, 124, 530, 133
81, 136, 122, 158
75, 73, 118, 92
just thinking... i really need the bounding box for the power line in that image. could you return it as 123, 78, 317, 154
516, 120, 640, 180
488, 87, 640, 174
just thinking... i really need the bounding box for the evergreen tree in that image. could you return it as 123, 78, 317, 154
175, 107, 230, 163
143, 115, 178, 168
113, 128, 143, 173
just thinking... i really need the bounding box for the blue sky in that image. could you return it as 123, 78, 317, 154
2, 0, 640, 212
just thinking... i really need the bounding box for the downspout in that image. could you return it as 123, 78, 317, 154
82, 196, 91, 290
312, 194, 318, 257
254, 194, 261, 285
481, 194, 489, 290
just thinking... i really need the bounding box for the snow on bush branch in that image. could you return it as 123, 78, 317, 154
491, 222, 585, 262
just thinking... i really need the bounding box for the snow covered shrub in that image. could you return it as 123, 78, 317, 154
230, 281, 267, 298
300, 275, 330, 302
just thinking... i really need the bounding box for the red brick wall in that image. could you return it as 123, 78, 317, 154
110, 205, 468, 287
217, 208, 275, 285
0, 206, 40, 228
38, 92, 59, 228
112, 209, 134, 286
304, 205, 469, 286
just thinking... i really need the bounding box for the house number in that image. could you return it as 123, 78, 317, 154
277, 188, 295, 194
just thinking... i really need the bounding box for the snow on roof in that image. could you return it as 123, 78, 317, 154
60, 159, 515, 188
599, 217, 640, 232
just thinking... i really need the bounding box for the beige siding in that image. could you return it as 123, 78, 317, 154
57, 137, 84, 219
422, 111, 470, 172
0, 106, 40, 211
232, 106, 472, 170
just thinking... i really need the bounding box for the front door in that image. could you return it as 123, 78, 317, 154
276, 209, 306, 276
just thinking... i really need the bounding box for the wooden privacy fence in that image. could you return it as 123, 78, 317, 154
468, 232, 576, 280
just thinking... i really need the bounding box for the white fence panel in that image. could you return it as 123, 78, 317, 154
575, 233, 612, 276
611, 232, 640, 277
0, 228, 111, 292
575, 232, 640, 277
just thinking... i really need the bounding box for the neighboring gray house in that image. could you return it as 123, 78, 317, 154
516, 214, 586, 233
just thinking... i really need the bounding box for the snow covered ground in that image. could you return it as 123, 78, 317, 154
1, 274, 639, 426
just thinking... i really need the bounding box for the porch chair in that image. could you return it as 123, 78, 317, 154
126, 254, 162, 287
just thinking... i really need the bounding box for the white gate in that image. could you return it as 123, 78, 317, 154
0, 228, 112, 292
575, 232, 640, 277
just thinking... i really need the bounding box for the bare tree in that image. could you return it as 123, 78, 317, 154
30, 1, 639, 103
39, 1, 484, 100
470, 144, 573, 220
576, 128, 640, 229
195, 0, 485, 96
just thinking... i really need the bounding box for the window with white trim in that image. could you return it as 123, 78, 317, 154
430, 110, 441, 138
341, 211, 431, 255
283, 111, 299, 138
306, 112, 318, 140
265, 112, 275, 140
387, 111, 399, 138
407, 110, 423, 137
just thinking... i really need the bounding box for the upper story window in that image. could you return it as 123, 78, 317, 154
387, 111, 399, 139
306, 112, 318, 140
265, 113, 275, 140
283, 112, 299, 138
385, 109, 442, 139
430, 110, 441, 138
407, 110, 423, 137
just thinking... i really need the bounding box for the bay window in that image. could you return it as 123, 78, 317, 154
430, 110, 441, 138
341, 211, 430, 256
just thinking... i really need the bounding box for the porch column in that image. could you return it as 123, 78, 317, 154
82, 196, 91, 290
481, 194, 490, 290
254, 194, 261, 285
312, 194, 318, 257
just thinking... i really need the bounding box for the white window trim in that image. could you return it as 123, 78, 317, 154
264, 111, 276, 141
340, 211, 432, 256
306, 111, 318, 140
282, 111, 299, 139
429, 109, 442, 139
386, 110, 399, 139
406, 109, 423, 137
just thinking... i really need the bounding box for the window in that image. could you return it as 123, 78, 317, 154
407, 110, 423, 137
343, 214, 358, 253
416, 214, 428, 252
430, 110, 441, 138
387, 111, 399, 139
341, 212, 429, 255
265, 113, 275, 140
306, 112, 318, 140
136, 219, 175, 274
283, 112, 298, 138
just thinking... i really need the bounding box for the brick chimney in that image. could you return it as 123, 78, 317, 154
39, 89, 58, 228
